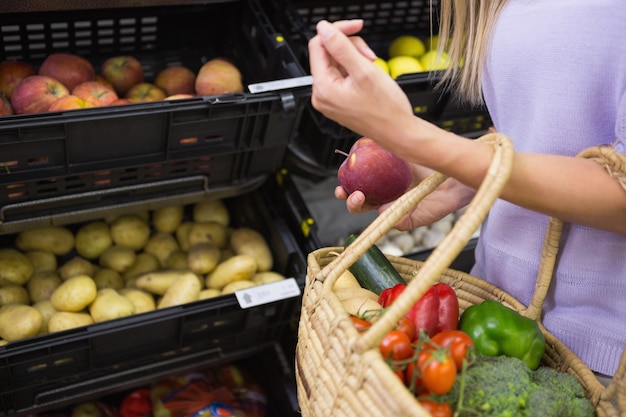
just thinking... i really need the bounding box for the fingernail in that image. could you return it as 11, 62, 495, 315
316, 20, 333, 41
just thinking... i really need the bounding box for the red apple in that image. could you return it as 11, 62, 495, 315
0, 60, 37, 99
155, 65, 196, 96
48, 95, 95, 111
72, 81, 118, 106
94, 75, 115, 91
0, 94, 13, 116
109, 98, 133, 106
195, 57, 243, 96
11, 75, 69, 114
164, 93, 194, 100
101, 55, 144, 96
39, 52, 95, 91
337, 137, 412, 205
125, 82, 166, 102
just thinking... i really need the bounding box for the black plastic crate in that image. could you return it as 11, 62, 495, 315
0, 0, 310, 232
0, 179, 307, 417
266, 0, 492, 178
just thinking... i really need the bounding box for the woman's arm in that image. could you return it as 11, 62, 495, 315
310, 20, 626, 235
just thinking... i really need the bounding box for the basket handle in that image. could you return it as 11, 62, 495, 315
313, 132, 515, 354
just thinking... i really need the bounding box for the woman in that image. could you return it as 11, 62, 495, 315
307, 1, 626, 377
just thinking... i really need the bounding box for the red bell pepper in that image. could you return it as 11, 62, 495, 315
378, 282, 459, 337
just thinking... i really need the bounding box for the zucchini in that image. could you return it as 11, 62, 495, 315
344, 234, 407, 295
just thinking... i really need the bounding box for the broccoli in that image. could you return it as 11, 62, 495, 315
526, 366, 596, 417
436, 354, 596, 417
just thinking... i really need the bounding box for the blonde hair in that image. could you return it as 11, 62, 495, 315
434, 0, 508, 106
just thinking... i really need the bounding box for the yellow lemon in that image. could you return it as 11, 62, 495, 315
387, 56, 424, 79
373, 57, 390, 75
388, 35, 426, 59
426, 35, 440, 51
419, 50, 451, 71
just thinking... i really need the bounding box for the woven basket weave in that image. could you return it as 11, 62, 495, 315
295, 133, 626, 417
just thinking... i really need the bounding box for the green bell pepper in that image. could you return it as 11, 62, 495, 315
458, 299, 546, 370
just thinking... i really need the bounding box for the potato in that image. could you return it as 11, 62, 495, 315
144, 232, 179, 267
120, 288, 156, 314
109, 214, 150, 251
122, 252, 160, 281
89, 289, 136, 322
341, 297, 383, 317
48, 311, 93, 333
187, 243, 221, 275
0, 284, 30, 305
198, 288, 221, 300
230, 227, 273, 272
206, 254, 257, 290
187, 221, 228, 248
99, 245, 136, 273
175, 221, 194, 251
152, 205, 184, 233
93, 268, 124, 290
252, 271, 286, 285
50, 275, 98, 312
25, 250, 57, 272
334, 287, 379, 303
164, 250, 189, 270
0, 248, 34, 286
27, 271, 62, 303
135, 270, 182, 295
158, 271, 202, 309
221, 280, 255, 294
15, 226, 74, 256
58, 256, 95, 281
193, 199, 230, 226
75, 221, 112, 259
32, 300, 57, 335
332, 270, 361, 290
0, 304, 43, 341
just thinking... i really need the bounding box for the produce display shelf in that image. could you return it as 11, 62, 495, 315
0, 178, 308, 417
0, 0, 309, 230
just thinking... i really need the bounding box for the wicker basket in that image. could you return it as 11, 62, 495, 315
295, 133, 626, 417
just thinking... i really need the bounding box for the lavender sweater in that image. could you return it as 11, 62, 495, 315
472, 0, 626, 376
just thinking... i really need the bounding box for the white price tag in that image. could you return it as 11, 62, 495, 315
248, 76, 313, 94
235, 278, 301, 309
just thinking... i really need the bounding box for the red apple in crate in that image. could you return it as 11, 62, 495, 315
125, 82, 166, 102
195, 57, 243, 96
0, 60, 37, 99
337, 137, 412, 205
48, 95, 95, 111
94, 75, 115, 91
39, 52, 95, 91
109, 98, 133, 106
72, 81, 118, 106
0, 94, 13, 116
101, 55, 144, 96
155, 65, 196, 96
164, 93, 194, 100
11, 75, 69, 114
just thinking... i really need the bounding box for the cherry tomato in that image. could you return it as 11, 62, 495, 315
395, 316, 416, 341
418, 346, 457, 395
418, 398, 453, 417
379, 329, 414, 361
350, 315, 372, 332
404, 360, 425, 395
430, 329, 474, 370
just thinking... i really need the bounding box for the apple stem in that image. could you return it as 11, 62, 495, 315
335, 149, 349, 158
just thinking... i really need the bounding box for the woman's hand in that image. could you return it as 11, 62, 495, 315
335, 163, 476, 231
308, 20, 417, 144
